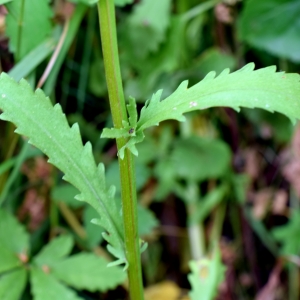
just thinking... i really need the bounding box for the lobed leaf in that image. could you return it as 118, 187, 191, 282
34, 235, 74, 267
103, 63, 300, 157
51, 253, 127, 292
30, 267, 83, 300
0, 268, 27, 300
0, 73, 126, 266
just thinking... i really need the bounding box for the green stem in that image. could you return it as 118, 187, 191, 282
97, 1, 144, 299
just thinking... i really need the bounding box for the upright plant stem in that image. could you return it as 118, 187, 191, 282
97, 1, 144, 299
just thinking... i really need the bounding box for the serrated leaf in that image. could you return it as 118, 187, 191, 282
0, 74, 126, 265
5, 0, 52, 60
52, 253, 126, 292
0, 268, 27, 300
113, 64, 300, 156
30, 267, 83, 300
34, 235, 74, 267
137, 64, 300, 130
188, 247, 226, 300
0, 209, 29, 257
239, 0, 300, 62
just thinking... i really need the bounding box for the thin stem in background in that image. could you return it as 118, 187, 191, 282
97, 1, 144, 299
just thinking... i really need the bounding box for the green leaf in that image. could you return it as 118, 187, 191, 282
189, 184, 228, 225
0, 74, 125, 266
83, 205, 104, 248
30, 267, 83, 300
5, 0, 52, 60
103, 64, 300, 157
272, 210, 300, 255
51, 184, 83, 209
137, 205, 159, 236
0, 0, 13, 4
170, 137, 231, 181
188, 247, 226, 300
0, 268, 27, 300
52, 253, 127, 292
8, 37, 55, 82
239, 0, 300, 62
114, 0, 133, 6
126, 0, 172, 58
68, 0, 98, 5
0, 209, 29, 258
34, 235, 74, 267
0, 246, 22, 273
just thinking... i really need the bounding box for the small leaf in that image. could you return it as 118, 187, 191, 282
188, 247, 226, 300
5, 0, 52, 60
30, 267, 83, 300
52, 253, 127, 292
0, 209, 29, 258
272, 210, 300, 255
34, 235, 74, 268
0, 268, 27, 300
0, 246, 22, 273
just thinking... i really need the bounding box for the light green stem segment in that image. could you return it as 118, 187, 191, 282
97, 1, 144, 299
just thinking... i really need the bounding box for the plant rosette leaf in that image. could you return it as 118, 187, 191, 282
102, 63, 300, 158
0, 73, 126, 266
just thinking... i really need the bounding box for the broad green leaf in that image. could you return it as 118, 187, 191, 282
137, 205, 159, 236
170, 137, 231, 181
0, 246, 22, 273
30, 267, 83, 300
188, 247, 226, 300
103, 64, 300, 157
52, 253, 127, 292
239, 0, 300, 62
0, 74, 126, 266
51, 184, 83, 209
34, 235, 74, 267
5, 0, 52, 60
0, 209, 29, 257
272, 210, 300, 255
125, 0, 172, 59
0, 268, 27, 300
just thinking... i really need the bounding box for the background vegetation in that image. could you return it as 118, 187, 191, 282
1, 0, 300, 299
